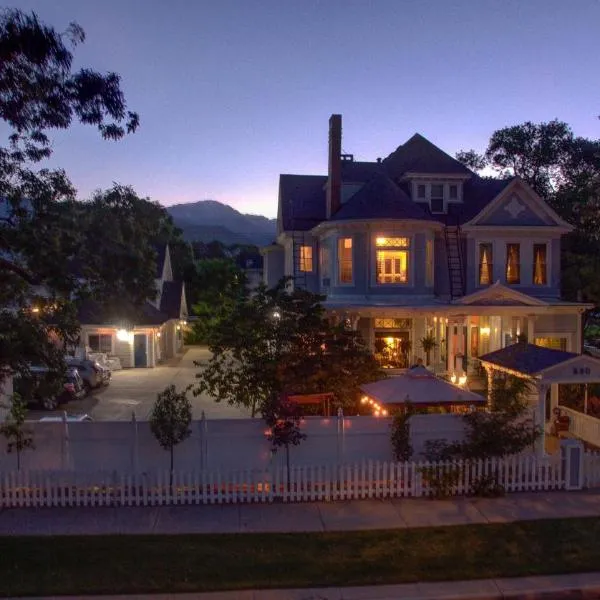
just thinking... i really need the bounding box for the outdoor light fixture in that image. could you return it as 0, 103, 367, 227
272, 310, 281, 320
116, 329, 131, 342
156, 332, 161, 338
31, 307, 40, 313
458, 374, 467, 386
450, 373, 457, 384
480, 326, 491, 336
361, 396, 368, 404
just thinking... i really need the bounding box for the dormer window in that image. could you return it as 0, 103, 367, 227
411, 181, 463, 214
430, 184, 444, 213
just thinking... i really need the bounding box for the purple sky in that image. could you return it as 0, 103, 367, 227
8, 0, 600, 217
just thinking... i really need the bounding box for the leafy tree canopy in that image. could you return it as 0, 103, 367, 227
195, 278, 383, 417
0, 10, 187, 385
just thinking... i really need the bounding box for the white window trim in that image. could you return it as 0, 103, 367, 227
504, 241, 523, 287
411, 181, 463, 214
88, 332, 113, 354
336, 236, 354, 286
371, 233, 415, 288
476, 241, 495, 287
531, 239, 551, 288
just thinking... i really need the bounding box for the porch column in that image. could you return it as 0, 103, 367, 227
447, 319, 456, 375
535, 382, 549, 456
550, 383, 559, 415
485, 365, 494, 411
433, 316, 441, 367
527, 315, 536, 345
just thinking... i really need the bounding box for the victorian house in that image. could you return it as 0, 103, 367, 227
262, 114, 590, 384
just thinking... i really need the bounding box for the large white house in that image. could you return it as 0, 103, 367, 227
263, 114, 590, 378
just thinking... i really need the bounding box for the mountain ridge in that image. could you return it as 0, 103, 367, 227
166, 199, 277, 246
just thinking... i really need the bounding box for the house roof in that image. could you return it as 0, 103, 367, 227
341, 160, 383, 182
331, 174, 434, 222
478, 343, 578, 376
77, 299, 170, 327
279, 174, 327, 231
383, 133, 473, 177
160, 281, 185, 319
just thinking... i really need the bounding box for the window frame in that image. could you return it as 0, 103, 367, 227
88, 333, 112, 354
478, 242, 494, 286
532, 242, 548, 286
372, 234, 413, 287
299, 245, 313, 273
505, 242, 521, 285
337, 236, 354, 285
425, 237, 434, 287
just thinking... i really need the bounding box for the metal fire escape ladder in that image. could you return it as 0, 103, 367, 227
444, 215, 465, 299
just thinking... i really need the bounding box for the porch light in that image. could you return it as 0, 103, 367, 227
450, 373, 457, 384
361, 396, 368, 404
458, 374, 467, 386
272, 310, 281, 320
480, 326, 491, 336
433, 316, 437, 323
381, 409, 388, 417
31, 307, 40, 313
116, 329, 131, 342
385, 337, 395, 346
156, 332, 161, 338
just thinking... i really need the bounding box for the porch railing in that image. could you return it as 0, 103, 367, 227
560, 406, 600, 447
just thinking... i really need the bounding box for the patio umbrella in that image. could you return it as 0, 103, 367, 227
360, 366, 486, 407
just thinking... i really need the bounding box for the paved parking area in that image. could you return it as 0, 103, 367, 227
28, 347, 250, 421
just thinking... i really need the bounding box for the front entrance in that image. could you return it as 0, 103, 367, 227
133, 334, 148, 368
374, 331, 410, 368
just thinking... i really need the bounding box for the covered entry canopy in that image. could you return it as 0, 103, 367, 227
478, 343, 600, 385
360, 366, 486, 408
478, 342, 600, 454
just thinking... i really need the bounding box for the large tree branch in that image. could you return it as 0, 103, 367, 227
0, 256, 39, 285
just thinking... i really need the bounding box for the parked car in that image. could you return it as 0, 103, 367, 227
65, 357, 111, 390
13, 366, 85, 411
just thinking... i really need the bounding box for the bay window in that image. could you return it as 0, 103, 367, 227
479, 243, 493, 286
533, 244, 547, 285
375, 236, 410, 284
338, 237, 353, 283
425, 238, 434, 286
506, 243, 520, 284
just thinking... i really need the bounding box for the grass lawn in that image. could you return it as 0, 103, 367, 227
2, 517, 600, 597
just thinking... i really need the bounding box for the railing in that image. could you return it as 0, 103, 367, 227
0, 454, 566, 509
560, 406, 600, 446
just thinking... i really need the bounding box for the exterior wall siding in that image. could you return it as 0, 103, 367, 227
263, 247, 285, 288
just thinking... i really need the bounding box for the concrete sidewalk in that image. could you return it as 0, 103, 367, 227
16, 571, 600, 599
0, 490, 599, 536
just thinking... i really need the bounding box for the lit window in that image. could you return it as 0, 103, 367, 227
430, 184, 444, 213
375, 237, 409, 247
299, 246, 313, 272
376, 236, 410, 284
506, 243, 520, 284
479, 243, 493, 286
426, 238, 434, 287
533, 244, 547, 285
374, 318, 412, 329
338, 237, 353, 283
535, 337, 567, 351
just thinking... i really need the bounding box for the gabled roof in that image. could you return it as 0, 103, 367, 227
77, 299, 170, 327
279, 174, 327, 231
479, 343, 578, 376
332, 174, 434, 222
456, 281, 547, 307
160, 281, 185, 319
341, 160, 383, 182
383, 133, 473, 177
152, 244, 167, 279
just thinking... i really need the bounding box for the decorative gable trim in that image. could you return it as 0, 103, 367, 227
456, 281, 547, 306
462, 178, 573, 232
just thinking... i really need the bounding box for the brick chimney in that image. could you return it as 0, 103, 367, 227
326, 114, 342, 218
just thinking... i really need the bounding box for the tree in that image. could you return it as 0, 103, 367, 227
263, 395, 306, 490
0, 394, 34, 470
187, 258, 247, 343
420, 334, 437, 367
0, 9, 143, 387
196, 278, 382, 417
149, 385, 192, 485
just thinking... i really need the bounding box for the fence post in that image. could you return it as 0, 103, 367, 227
60, 410, 71, 471
336, 407, 344, 464
131, 411, 139, 475
199, 411, 208, 470
561, 438, 584, 490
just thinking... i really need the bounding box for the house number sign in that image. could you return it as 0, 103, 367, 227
572, 367, 591, 375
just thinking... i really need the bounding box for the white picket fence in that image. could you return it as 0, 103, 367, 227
0, 453, 574, 508
584, 451, 600, 488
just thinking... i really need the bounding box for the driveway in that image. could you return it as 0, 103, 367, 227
27, 347, 251, 421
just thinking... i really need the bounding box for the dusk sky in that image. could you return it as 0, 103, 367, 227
8, 0, 600, 218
